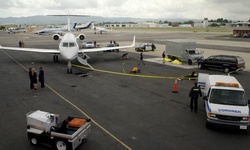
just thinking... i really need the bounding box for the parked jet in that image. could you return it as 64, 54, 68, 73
93, 24, 112, 34
74, 21, 95, 30
6, 25, 26, 34
0, 16, 135, 73
34, 23, 77, 35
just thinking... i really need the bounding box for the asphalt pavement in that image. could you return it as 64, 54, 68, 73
1, 29, 250, 150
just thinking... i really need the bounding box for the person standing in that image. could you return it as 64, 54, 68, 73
28, 68, 34, 89
19, 41, 22, 48
151, 43, 156, 51
39, 67, 45, 88
162, 51, 166, 63
138, 52, 145, 65
189, 82, 202, 113
31, 68, 38, 90
21, 41, 25, 48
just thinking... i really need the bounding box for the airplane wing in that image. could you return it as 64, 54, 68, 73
79, 36, 135, 53
0, 45, 60, 54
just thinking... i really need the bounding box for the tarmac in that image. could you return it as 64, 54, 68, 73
1, 29, 250, 150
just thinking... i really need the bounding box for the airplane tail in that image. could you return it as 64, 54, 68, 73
72, 23, 77, 30
85, 21, 95, 29
73, 23, 77, 29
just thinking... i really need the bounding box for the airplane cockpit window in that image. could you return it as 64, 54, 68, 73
63, 43, 68, 47
69, 42, 75, 47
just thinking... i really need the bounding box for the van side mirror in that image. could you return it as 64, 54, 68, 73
248, 99, 250, 104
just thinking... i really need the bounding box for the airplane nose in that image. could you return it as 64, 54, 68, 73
61, 48, 77, 60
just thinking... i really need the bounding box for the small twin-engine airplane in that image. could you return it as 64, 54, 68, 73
93, 24, 112, 34
0, 15, 135, 73
6, 25, 26, 34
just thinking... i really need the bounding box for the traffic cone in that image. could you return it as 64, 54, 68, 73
172, 79, 178, 93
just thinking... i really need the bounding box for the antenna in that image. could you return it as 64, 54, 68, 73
47, 15, 90, 32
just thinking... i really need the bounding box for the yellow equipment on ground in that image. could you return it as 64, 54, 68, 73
130, 67, 141, 73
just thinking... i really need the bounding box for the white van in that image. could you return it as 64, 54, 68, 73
198, 73, 250, 131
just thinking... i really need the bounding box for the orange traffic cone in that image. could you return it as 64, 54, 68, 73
172, 79, 178, 93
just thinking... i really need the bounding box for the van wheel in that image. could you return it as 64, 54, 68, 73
188, 59, 192, 65
205, 121, 211, 129
54, 139, 68, 150
242, 128, 249, 134
29, 136, 39, 145
224, 67, 230, 73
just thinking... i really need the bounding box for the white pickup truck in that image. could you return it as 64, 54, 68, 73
26, 110, 91, 150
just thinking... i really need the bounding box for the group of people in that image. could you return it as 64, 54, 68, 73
28, 67, 45, 90
18, 41, 25, 48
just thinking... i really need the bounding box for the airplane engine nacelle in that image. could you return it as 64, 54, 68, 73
76, 34, 86, 41
52, 34, 62, 41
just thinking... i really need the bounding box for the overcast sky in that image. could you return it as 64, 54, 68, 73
0, 0, 249, 21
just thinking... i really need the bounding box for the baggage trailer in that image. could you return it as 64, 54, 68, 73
26, 110, 91, 150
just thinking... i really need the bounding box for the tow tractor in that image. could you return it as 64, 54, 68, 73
26, 110, 91, 150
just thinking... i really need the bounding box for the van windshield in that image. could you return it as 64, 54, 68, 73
187, 50, 199, 55
210, 89, 247, 106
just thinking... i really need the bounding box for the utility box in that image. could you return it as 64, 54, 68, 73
26, 110, 58, 133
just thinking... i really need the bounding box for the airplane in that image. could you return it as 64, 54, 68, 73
0, 15, 135, 74
33, 23, 77, 35
74, 21, 96, 30
92, 24, 112, 34
6, 25, 26, 34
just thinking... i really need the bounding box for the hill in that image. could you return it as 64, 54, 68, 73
0, 15, 201, 25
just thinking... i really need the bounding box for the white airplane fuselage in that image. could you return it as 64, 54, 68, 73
59, 33, 79, 61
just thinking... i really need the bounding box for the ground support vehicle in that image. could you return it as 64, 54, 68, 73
26, 110, 91, 150
82, 41, 96, 49
135, 43, 156, 52
165, 39, 204, 65
198, 73, 250, 132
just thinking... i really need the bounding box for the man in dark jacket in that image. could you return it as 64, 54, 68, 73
38, 67, 45, 88
138, 52, 145, 65
189, 82, 202, 113
28, 67, 34, 89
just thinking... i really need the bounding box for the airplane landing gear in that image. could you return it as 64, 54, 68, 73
67, 61, 73, 74
53, 55, 59, 62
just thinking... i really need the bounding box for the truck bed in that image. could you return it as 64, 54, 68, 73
51, 121, 91, 140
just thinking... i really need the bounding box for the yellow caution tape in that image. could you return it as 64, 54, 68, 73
72, 64, 179, 79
